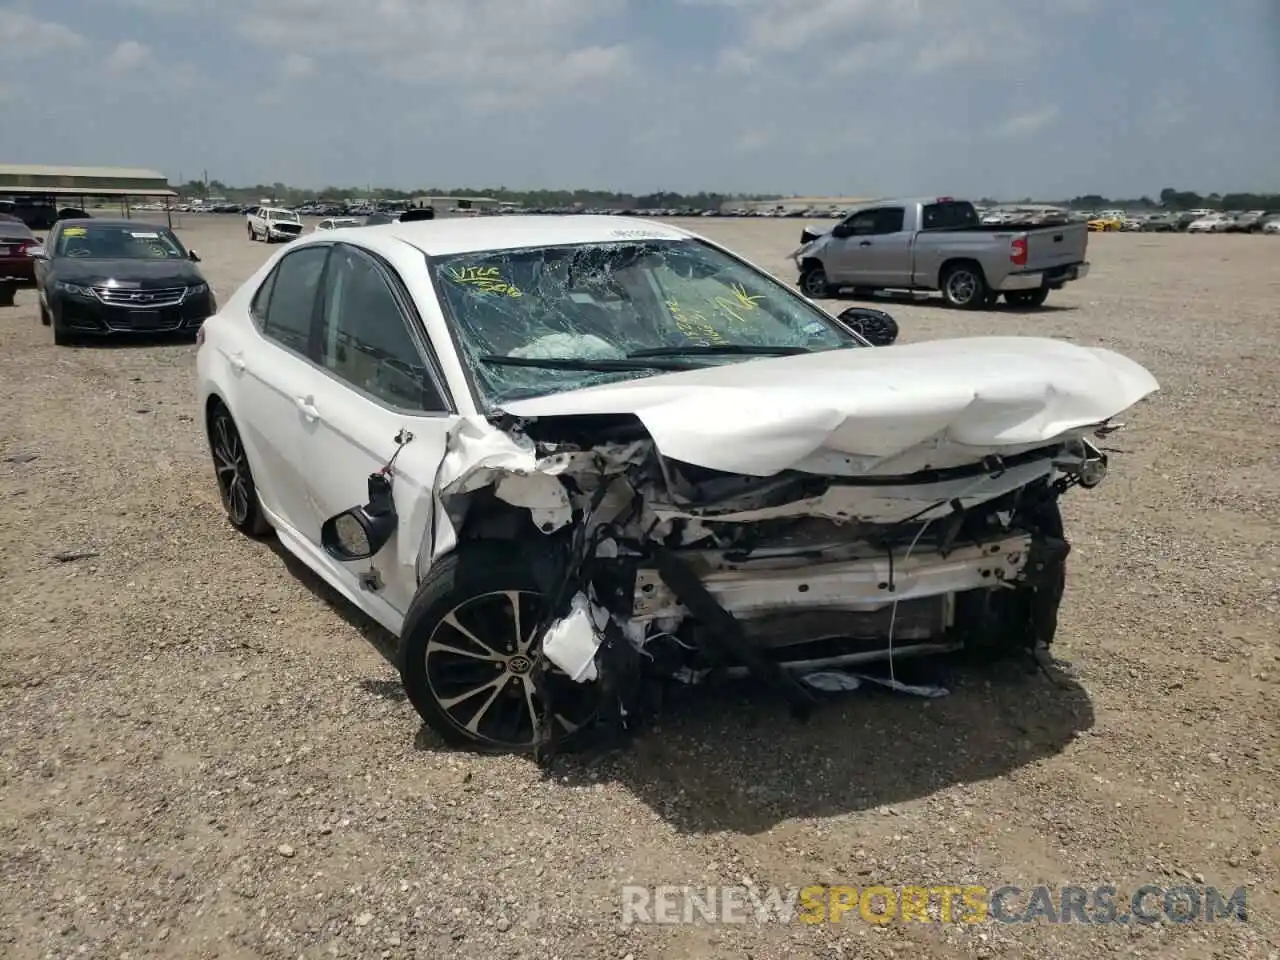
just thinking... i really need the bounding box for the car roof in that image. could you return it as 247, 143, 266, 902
332, 214, 697, 257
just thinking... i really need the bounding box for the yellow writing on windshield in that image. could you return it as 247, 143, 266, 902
666, 300, 726, 344
63, 227, 87, 237
712, 283, 765, 323
446, 265, 522, 298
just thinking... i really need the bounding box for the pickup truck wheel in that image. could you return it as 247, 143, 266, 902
247, 223, 256, 241
940, 263, 988, 310
1005, 288, 1049, 308
799, 265, 832, 298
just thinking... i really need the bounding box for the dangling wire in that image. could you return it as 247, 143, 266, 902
380, 428, 415, 478
883, 469, 1013, 686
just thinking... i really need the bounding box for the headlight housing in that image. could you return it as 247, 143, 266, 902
54, 281, 96, 299
188, 282, 208, 295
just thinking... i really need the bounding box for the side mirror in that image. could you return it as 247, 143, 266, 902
830, 223, 853, 239
188, 249, 201, 262
837, 307, 899, 347
28, 245, 47, 260
320, 473, 398, 561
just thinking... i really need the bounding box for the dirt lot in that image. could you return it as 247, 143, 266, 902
1, 215, 1278, 960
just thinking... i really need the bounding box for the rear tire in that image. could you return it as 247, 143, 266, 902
207, 402, 272, 536
1005, 288, 1050, 308
40, 303, 51, 326
940, 262, 989, 309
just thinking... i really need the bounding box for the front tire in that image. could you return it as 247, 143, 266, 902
207, 403, 272, 536
399, 543, 601, 753
798, 263, 833, 298
940, 262, 989, 309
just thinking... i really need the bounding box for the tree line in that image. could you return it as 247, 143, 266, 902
1064, 188, 1279, 210
177, 180, 772, 210
177, 180, 1279, 212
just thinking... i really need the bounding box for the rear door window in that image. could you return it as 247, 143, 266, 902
260, 245, 330, 356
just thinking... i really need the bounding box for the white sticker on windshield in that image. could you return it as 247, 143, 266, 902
803, 321, 827, 334
131, 231, 159, 238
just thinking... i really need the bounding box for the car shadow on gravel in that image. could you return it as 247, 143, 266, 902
555, 655, 1094, 835
58, 333, 198, 348
265, 539, 400, 668
264, 535, 1093, 834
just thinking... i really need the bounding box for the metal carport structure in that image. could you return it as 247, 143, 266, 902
0, 164, 178, 228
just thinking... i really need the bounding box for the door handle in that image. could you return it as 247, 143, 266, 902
228, 351, 246, 372
295, 396, 320, 421
859, 240, 872, 246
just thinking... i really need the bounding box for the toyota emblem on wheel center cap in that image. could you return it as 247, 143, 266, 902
507, 655, 532, 675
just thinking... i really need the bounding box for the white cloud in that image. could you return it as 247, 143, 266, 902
106, 40, 151, 73
712, 0, 1052, 78
0, 8, 87, 57
232, 0, 632, 107
279, 53, 315, 79
4, 0, 1275, 198
994, 105, 1062, 138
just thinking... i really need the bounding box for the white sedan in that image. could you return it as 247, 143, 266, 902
196, 216, 1158, 754
1186, 215, 1232, 233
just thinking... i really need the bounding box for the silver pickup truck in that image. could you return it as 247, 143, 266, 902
790, 197, 1090, 309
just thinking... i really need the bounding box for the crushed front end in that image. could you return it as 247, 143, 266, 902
431, 411, 1110, 759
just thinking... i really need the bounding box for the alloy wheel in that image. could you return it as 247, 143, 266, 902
946, 269, 978, 304
424, 590, 599, 748
211, 411, 252, 525
800, 269, 829, 298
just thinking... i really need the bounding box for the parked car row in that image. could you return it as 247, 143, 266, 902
241, 206, 441, 243
144, 197, 1280, 231
1082, 209, 1280, 233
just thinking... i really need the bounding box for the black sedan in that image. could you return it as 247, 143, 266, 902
32, 219, 215, 345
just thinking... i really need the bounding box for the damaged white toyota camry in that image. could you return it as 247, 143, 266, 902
196, 215, 1158, 756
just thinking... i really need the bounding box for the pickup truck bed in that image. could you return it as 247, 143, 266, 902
792, 198, 1090, 309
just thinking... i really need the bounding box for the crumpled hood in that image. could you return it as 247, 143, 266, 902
500, 336, 1159, 477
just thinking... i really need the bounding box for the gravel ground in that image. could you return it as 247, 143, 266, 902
1, 216, 1277, 960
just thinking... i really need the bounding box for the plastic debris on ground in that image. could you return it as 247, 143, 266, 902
800, 669, 949, 698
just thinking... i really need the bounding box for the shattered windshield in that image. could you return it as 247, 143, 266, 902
430, 238, 861, 405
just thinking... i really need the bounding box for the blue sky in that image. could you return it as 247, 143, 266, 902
1, 0, 1276, 198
